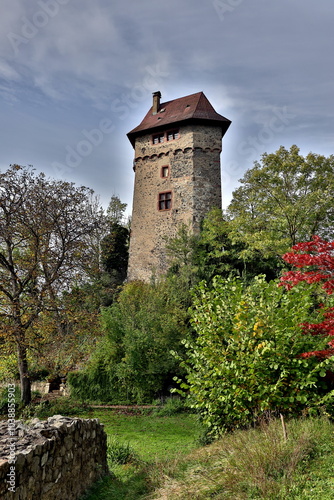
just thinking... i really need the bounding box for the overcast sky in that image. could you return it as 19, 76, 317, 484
0, 0, 333, 214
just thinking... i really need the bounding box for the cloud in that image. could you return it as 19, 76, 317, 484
0, 58, 20, 81
0, 0, 333, 212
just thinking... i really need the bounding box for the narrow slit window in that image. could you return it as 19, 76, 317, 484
158, 191, 172, 210
161, 166, 169, 178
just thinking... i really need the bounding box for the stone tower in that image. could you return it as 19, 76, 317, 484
127, 91, 231, 282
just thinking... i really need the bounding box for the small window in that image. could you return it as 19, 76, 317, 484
167, 129, 179, 141
158, 191, 172, 211
152, 133, 164, 144
161, 166, 169, 178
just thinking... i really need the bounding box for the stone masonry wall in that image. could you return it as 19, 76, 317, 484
127, 124, 223, 282
0, 415, 108, 500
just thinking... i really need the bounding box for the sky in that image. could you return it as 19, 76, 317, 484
0, 0, 333, 215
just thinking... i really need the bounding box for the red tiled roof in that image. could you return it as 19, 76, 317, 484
127, 91, 231, 147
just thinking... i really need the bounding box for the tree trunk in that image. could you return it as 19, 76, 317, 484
17, 342, 31, 405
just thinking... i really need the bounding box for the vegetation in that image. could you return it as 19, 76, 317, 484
175, 275, 334, 436
0, 385, 21, 415
166, 210, 282, 287
148, 416, 334, 500
0, 165, 105, 404
79, 408, 201, 500
18, 395, 92, 420
107, 437, 139, 465
99, 194, 130, 303
227, 145, 334, 258
1, 147, 334, 498
79, 411, 334, 500
68, 280, 189, 403
280, 236, 334, 359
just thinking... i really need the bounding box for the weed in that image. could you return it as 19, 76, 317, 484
76, 411, 334, 500
107, 437, 139, 465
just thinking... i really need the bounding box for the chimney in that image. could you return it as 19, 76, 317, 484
152, 91, 161, 115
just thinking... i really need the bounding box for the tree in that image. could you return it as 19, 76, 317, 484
96, 195, 130, 303
165, 223, 200, 294
195, 208, 282, 282
227, 146, 334, 258
106, 195, 128, 226
0, 165, 104, 404
69, 279, 189, 403
280, 236, 334, 360
165, 210, 283, 287
100, 224, 129, 287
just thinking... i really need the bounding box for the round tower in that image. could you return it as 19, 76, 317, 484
127, 91, 231, 282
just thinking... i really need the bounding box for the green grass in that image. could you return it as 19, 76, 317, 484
86, 408, 201, 461
79, 408, 201, 500
79, 412, 334, 500
293, 438, 334, 500
147, 416, 334, 500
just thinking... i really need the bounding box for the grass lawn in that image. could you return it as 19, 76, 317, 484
85, 408, 202, 462
79, 408, 202, 500
23, 399, 333, 499
79, 410, 334, 500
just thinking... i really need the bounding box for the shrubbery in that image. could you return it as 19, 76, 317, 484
0, 385, 21, 415
68, 280, 189, 403
19, 396, 91, 420
176, 276, 334, 436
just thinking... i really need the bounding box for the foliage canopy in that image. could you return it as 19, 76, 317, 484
69, 279, 189, 403
0, 165, 104, 404
227, 145, 334, 258
280, 236, 334, 359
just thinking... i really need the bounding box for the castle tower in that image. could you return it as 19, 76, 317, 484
127, 91, 231, 282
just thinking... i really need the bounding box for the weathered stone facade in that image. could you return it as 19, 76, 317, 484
127, 92, 231, 282
0, 416, 108, 500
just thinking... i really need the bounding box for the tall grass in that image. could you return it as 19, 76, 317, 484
148, 417, 334, 499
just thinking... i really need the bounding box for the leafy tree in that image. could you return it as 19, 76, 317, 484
69, 279, 189, 403
0, 165, 104, 404
165, 223, 200, 297
195, 208, 282, 282
166, 210, 283, 287
227, 145, 334, 258
106, 195, 128, 226
280, 236, 334, 360
100, 223, 129, 288
176, 276, 332, 436
97, 195, 130, 303
27, 286, 102, 380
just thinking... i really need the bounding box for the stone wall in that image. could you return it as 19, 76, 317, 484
0, 415, 108, 500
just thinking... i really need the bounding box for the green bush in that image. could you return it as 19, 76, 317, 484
19, 397, 91, 420
67, 368, 127, 404
177, 276, 334, 436
0, 354, 19, 382
69, 279, 189, 404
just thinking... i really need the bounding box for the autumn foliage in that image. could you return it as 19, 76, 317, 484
280, 236, 334, 359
